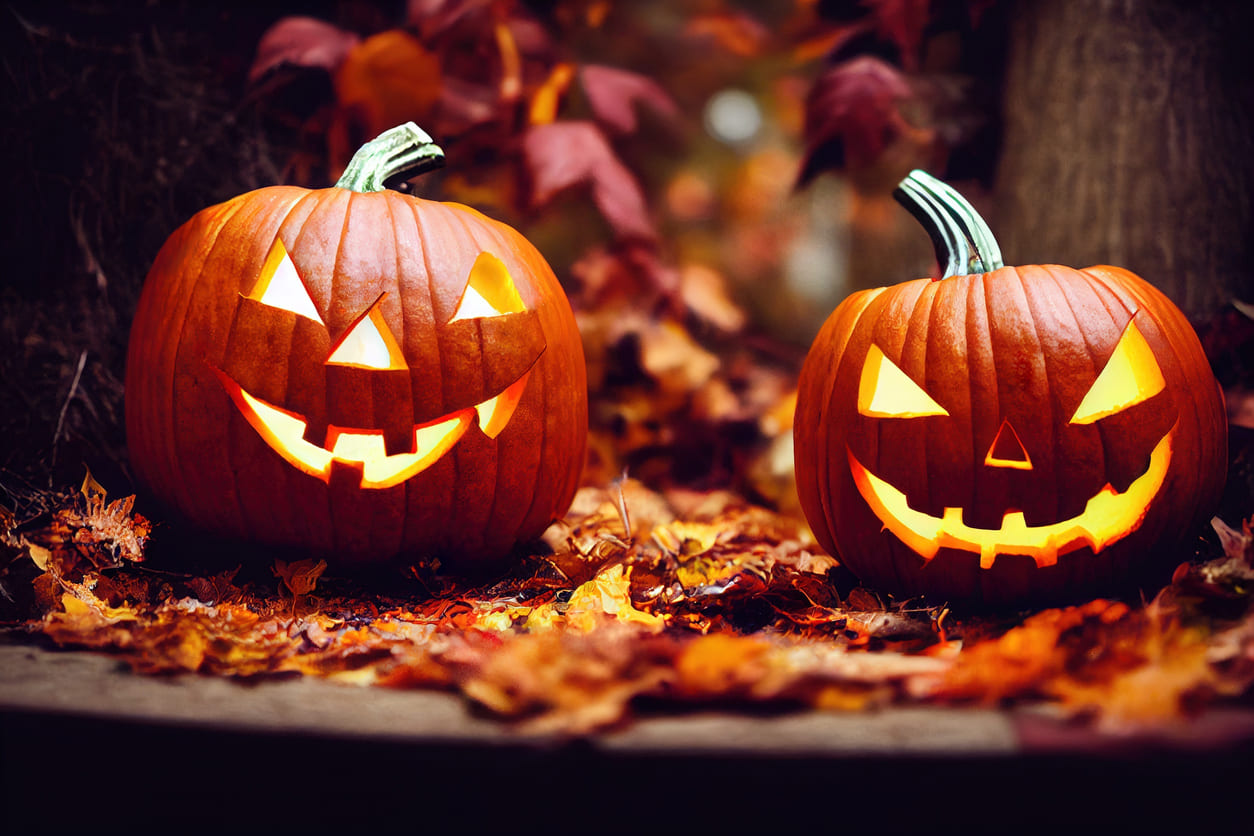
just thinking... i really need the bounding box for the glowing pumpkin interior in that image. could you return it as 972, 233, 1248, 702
218, 240, 533, 490
849, 317, 1174, 569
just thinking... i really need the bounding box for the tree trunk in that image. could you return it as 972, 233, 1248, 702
994, 0, 1254, 319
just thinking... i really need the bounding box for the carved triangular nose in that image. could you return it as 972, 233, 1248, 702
985, 419, 1032, 470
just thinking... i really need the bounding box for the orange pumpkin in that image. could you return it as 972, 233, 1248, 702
794, 170, 1227, 608
125, 123, 587, 569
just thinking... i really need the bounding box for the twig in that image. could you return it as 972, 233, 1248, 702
613, 469, 632, 543
49, 350, 88, 478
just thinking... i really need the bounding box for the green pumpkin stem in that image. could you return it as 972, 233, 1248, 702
335, 122, 446, 193
893, 170, 1004, 277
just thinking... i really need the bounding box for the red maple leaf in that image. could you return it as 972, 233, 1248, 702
796, 56, 916, 184
248, 16, 360, 83
579, 65, 680, 136
522, 121, 656, 243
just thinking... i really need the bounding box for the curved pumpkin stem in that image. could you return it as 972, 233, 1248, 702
893, 169, 1004, 277
335, 122, 446, 193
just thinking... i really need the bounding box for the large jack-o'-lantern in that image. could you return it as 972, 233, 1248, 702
794, 170, 1227, 608
126, 123, 587, 568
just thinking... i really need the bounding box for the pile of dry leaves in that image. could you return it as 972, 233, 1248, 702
3, 473, 1252, 736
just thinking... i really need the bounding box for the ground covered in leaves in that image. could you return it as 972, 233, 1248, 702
3, 473, 1253, 737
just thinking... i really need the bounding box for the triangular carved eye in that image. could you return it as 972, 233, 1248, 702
327, 295, 407, 370
858, 344, 949, 418
250, 239, 324, 325
1069, 318, 1165, 425
449, 252, 526, 322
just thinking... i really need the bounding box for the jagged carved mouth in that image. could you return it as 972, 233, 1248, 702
847, 428, 1173, 569
217, 369, 530, 489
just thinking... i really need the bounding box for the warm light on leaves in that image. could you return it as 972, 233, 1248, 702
4, 474, 1252, 736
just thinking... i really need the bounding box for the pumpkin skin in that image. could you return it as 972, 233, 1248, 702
794, 171, 1226, 608
125, 124, 587, 569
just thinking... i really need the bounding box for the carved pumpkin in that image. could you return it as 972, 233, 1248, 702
794, 170, 1227, 607
125, 123, 587, 569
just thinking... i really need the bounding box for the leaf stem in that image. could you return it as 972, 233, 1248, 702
335, 122, 446, 193
892, 170, 1004, 277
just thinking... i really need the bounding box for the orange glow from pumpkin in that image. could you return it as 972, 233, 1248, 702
848, 427, 1174, 569
1070, 320, 1165, 424
450, 252, 527, 322
858, 345, 949, 418
475, 371, 530, 439
327, 300, 407, 371
251, 240, 324, 324
216, 368, 531, 488
984, 420, 1032, 470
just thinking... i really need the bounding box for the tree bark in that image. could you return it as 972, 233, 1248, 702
994, 0, 1254, 318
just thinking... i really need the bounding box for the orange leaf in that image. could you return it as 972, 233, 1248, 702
331, 30, 442, 165
564, 563, 664, 632
529, 62, 576, 126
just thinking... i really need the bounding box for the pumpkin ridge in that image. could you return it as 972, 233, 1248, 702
139, 219, 213, 516
1044, 263, 1116, 495
925, 276, 970, 521
426, 199, 484, 546
176, 194, 280, 539
404, 197, 445, 415
401, 196, 459, 548
380, 192, 416, 554
331, 190, 359, 339
472, 216, 565, 540
902, 277, 938, 520
230, 195, 331, 538
277, 189, 344, 548
133, 221, 199, 518
1055, 263, 1132, 510
442, 204, 492, 551
1012, 266, 1060, 525
272, 193, 329, 404
858, 289, 908, 590
160, 198, 255, 506
971, 270, 1000, 529
831, 290, 888, 553
1032, 264, 1098, 523
326, 190, 368, 556
1080, 266, 1226, 512
896, 280, 942, 588
272, 189, 333, 315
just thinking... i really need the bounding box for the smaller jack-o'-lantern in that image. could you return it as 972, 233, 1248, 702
794, 170, 1227, 608
125, 123, 587, 569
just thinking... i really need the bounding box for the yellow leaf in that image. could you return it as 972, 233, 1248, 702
59, 591, 139, 624
565, 564, 664, 632
27, 543, 51, 571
